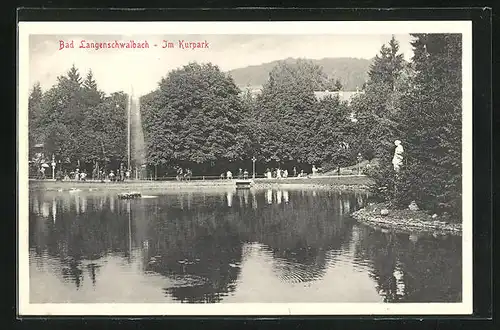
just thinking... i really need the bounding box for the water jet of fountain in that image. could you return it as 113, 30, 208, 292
127, 87, 147, 180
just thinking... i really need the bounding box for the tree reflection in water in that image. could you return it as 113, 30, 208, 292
243, 190, 361, 284
139, 189, 365, 301
30, 189, 364, 301
144, 206, 243, 303
353, 224, 462, 302
28, 188, 460, 303
30, 191, 133, 289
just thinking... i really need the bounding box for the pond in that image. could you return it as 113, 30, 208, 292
28, 187, 462, 303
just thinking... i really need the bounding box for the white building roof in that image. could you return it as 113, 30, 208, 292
313, 90, 364, 103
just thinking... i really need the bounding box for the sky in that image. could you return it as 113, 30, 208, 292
29, 34, 414, 96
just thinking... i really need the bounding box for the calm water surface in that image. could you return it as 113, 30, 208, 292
29, 187, 462, 303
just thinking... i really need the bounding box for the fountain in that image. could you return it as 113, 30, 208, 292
127, 87, 147, 180
118, 88, 147, 199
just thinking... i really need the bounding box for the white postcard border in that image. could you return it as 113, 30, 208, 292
17, 20, 473, 316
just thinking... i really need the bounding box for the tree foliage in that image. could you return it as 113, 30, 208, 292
365, 34, 463, 219
302, 96, 355, 167
28, 82, 44, 158
141, 63, 251, 174
398, 34, 462, 217
29, 65, 127, 172
351, 35, 408, 161
368, 36, 405, 91
254, 59, 352, 167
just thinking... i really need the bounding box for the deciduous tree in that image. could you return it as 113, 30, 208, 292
141, 62, 251, 174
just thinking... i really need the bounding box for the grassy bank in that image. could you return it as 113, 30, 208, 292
29, 175, 373, 192
351, 202, 462, 236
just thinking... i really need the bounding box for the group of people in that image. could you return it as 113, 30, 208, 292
176, 167, 193, 181
51, 166, 132, 182
100, 168, 131, 182
92, 163, 132, 182
37, 166, 47, 179
52, 169, 88, 181
218, 165, 319, 180
265, 166, 316, 179
69, 169, 88, 181
265, 168, 289, 179
221, 168, 250, 180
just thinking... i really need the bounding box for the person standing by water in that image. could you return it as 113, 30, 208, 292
119, 163, 125, 181
39, 166, 46, 179
311, 165, 318, 176
243, 169, 249, 179
293, 167, 297, 177
176, 167, 183, 181
184, 168, 192, 181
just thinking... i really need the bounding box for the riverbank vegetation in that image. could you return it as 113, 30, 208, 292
28, 34, 462, 221
360, 34, 462, 221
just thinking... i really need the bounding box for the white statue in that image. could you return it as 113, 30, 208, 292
392, 140, 404, 172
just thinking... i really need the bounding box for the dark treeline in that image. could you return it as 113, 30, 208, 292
29, 34, 462, 217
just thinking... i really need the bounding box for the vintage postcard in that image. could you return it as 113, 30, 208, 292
18, 21, 472, 316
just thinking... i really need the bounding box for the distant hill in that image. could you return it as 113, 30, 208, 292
227, 57, 372, 91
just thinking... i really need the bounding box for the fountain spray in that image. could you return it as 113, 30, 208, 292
127, 85, 146, 180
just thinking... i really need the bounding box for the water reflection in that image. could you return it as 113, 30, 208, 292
52, 198, 57, 224
28, 188, 461, 303
352, 224, 462, 302
227, 191, 233, 207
